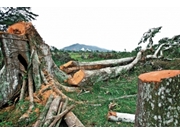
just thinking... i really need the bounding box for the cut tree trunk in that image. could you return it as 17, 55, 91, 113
0, 22, 69, 108
135, 70, 180, 127
67, 52, 142, 87
60, 57, 135, 74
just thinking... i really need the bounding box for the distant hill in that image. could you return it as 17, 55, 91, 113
61, 43, 110, 52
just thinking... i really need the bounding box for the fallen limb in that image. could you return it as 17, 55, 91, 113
64, 111, 85, 127
55, 98, 68, 127
43, 96, 61, 127
108, 94, 137, 101
34, 94, 54, 127
60, 57, 135, 74
49, 104, 75, 127
67, 52, 142, 87
107, 111, 135, 123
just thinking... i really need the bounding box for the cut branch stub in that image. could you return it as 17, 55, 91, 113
135, 70, 180, 127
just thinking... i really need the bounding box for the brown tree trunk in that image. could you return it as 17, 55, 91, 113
135, 70, 180, 127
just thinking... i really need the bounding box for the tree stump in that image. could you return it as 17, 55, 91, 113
135, 70, 180, 127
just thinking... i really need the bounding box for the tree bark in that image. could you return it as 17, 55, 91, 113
60, 57, 134, 74
0, 22, 69, 108
107, 111, 135, 123
0, 33, 30, 108
43, 96, 61, 127
64, 111, 85, 127
135, 70, 180, 127
33, 94, 54, 127
67, 52, 142, 87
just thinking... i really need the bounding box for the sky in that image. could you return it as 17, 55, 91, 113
5, 0, 180, 52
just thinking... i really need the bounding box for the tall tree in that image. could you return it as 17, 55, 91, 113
0, 7, 38, 31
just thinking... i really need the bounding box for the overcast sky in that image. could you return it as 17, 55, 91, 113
28, 1, 180, 52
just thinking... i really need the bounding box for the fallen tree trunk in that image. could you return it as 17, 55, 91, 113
135, 70, 180, 127
67, 52, 142, 87
107, 111, 135, 123
60, 57, 135, 74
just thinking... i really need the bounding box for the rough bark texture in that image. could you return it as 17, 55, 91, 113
135, 70, 180, 127
64, 111, 84, 127
0, 33, 29, 107
67, 52, 142, 87
0, 23, 69, 108
60, 57, 134, 74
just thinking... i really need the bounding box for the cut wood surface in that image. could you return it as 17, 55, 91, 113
7, 21, 32, 35
107, 111, 135, 123
138, 70, 180, 82
135, 70, 180, 126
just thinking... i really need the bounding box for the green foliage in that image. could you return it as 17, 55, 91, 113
51, 50, 75, 66
0, 7, 38, 31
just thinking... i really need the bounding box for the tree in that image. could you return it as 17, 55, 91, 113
0, 7, 38, 31
0, 20, 180, 126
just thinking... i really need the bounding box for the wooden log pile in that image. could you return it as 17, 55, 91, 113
33, 95, 84, 127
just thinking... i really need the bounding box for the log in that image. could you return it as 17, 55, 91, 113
67, 52, 142, 87
60, 57, 134, 74
64, 111, 85, 127
33, 94, 54, 127
57, 98, 68, 123
43, 96, 61, 127
135, 70, 180, 127
49, 104, 75, 127
107, 111, 135, 123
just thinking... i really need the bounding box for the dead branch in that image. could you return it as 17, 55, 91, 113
43, 96, 61, 127
49, 104, 75, 127
33, 94, 54, 127
64, 111, 85, 127
55, 98, 68, 127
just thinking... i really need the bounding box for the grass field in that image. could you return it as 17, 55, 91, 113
0, 50, 179, 127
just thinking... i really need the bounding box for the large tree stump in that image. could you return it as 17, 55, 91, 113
135, 70, 180, 127
0, 22, 69, 108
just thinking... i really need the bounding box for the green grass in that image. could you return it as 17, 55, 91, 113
1, 50, 179, 127
64, 72, 138, 127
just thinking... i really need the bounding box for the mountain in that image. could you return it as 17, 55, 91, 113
61, 43, 110, 52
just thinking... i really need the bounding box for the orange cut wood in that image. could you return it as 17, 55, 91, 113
7, 21, 32, 35
138, 70, 180, 82
67, 70, 85, 85
60, 61, 74, 70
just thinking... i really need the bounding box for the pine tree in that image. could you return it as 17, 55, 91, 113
0, 7, 38, 31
